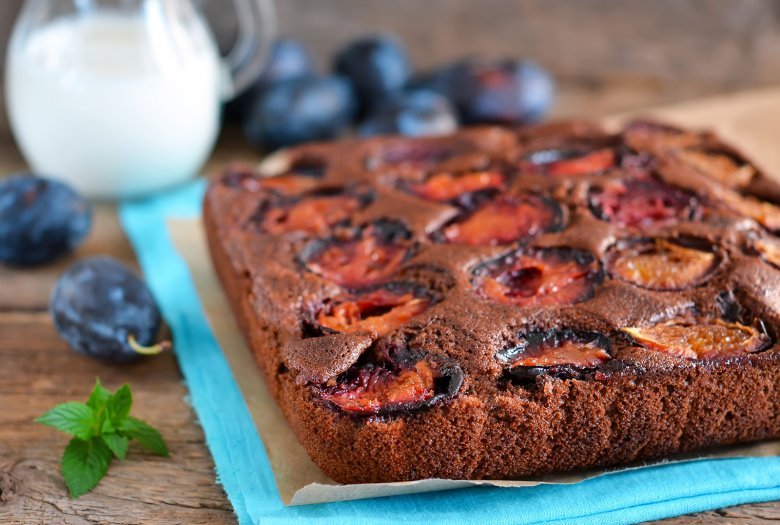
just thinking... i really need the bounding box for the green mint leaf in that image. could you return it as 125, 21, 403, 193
87, 379, 111, 411
39, 381, 169, 498
101, 418, 116, 434
120, 417, 170, 457
61, 438, 112, 498
100, 433, 129, 460
36, 402, 95, 440
107, 384, 132, 425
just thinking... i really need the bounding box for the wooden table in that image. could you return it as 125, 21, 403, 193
2, 87, 779, 523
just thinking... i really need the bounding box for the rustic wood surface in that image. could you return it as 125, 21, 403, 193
2, 104, 780, 523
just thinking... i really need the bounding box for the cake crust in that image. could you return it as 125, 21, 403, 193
204, 121, 780, 484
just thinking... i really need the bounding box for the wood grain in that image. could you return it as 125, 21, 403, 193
1, 106, 779, 523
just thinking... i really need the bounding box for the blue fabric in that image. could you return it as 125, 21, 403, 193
119, 179, 780, 525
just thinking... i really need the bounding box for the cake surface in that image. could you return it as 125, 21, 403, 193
204, 120, 780, 484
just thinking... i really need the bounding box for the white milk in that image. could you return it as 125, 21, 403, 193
6, 10, 223, 199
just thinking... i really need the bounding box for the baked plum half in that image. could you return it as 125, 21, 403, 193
405, 170, 506, 205
623, 318, 770, 360
473, 247, 602, 307
437, 194, 563, 246
519, 147, 617, 176
221, 155, 326, 195
499, 329, 611, 382
589, 176, 700, 229
316, 349, 463, 415
252, 186, 373, 235
300, 219, 413, 287
605, 237, 719, 291
315, 282, 434, 337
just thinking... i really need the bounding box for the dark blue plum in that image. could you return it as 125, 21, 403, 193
0, 174, 92, 266
333, 34, 412, 115
225, 38, 316, 121
416, 58, 555, 125
243, 75, 356, 149
358, 90, 458, 138
50, 256, 168, 363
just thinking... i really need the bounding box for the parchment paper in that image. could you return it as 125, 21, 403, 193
169, 87, 780, 506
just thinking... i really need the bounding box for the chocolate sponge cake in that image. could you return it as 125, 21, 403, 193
204, 120, 780, 484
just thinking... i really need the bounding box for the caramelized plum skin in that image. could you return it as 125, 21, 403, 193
606, 238, 718, 291
623, 318, 769, 360
521, 148, 617, 176
316, 284, 433, 337
473, 247, 602, 307
407, 171, 505, 203
317, 354, 463, 415
301, 220, 412, 287
501, 330, 611, 367
590, 177, 699, 228
258, 174, 321, 195
222, 160, 323, 195
258, 190, 369, 235
440, 195, 562, 246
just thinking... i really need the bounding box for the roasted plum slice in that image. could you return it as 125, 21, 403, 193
300, 219, 413, 287
499, 329, 611, 382
406, 170, 505, 204
316, 352, 463, 415
254, 186, 373, 235
473, 247, 602, 307
623, 318, 770, 360
589, 176, 700, 228
519, 147, 617, 176
605, 237, 719, 291
315, 282, 434, 337
222, 155, 326, 195
437, 194, 563, 246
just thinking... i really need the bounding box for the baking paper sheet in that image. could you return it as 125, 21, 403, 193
168, 87, 780, 506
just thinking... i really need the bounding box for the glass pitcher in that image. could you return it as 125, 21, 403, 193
5, 0, 275, 199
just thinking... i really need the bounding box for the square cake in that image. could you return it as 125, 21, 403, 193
204, 120, 780, 483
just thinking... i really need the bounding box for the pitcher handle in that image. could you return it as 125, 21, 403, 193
222, 0, 277, 100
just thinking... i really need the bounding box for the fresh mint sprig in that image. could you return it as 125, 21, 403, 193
36, 379, 169, 498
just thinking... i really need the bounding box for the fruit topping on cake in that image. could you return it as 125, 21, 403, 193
316, 349, 463, 415
519, 147, 617, 176
590, 176, 699, 228
605, 238, 718, 291
406, 170, 505, 203
300, 219, 413, 287
315, 282, 433, 337
438, 194, 562, 246
253, 187, 373, 235
623, 318, 769, 360
473, 247, 602, 307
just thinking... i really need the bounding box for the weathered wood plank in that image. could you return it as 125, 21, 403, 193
0, 312, 237, 524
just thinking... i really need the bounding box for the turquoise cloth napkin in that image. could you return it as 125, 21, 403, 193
119, 179, 780, 525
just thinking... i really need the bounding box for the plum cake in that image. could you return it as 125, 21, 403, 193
204, 120, 780, 484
